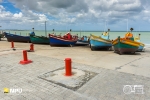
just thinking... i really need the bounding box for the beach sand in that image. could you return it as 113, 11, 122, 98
0, 38, 150, 99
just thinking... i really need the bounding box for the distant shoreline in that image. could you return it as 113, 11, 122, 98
1, 30, 150, 32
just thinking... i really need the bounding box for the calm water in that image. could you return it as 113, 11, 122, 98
3, 30, 150, 44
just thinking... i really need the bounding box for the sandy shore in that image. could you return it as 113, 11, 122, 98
0, 38, 150, 99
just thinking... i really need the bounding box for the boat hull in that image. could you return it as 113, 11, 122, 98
90, 34, 112, 50
30, 35, 49, 44
49, 36, 77, 46
113, 42, 138, 53
76, 40, 89, 45
4, 32, 30, 42
112, 37, 139, 54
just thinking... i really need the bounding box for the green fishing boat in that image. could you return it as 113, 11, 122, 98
112, 28, 141, 55
29, 27, 49, 44
30, 35, 49, 44
112, 36, 140, 55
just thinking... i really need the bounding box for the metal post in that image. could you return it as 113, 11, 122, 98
65, 58, 72, 76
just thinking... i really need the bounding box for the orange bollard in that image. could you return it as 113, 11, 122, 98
30, 43, 34, 52
19, 50, 32, 65
11, 41, 14, 48
65, 58, 72, 76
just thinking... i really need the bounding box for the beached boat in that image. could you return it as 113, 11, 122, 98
49, 32, 78, 46
4, 32, 30, 42
112, 32, 140, 55
134, 34, 145, 51
29, 28, 49, 44
89, 32, 112, 50
76, 36, 89, 45
30, 35, 49, 44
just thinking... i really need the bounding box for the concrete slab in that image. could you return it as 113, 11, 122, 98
0, 40, 150, 99
39, 68, 97, 91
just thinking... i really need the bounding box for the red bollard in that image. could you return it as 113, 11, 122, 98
65, 58, 72, 76
19, 50, 32, 65
11, 41, 14, 48
30, 43, 34, 52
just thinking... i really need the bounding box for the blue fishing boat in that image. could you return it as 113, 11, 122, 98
89, 31, 112, 50
76, 36, 89, 45
134, 34, 145, 51
4, 32, 31, 42
49, 32, 78, 46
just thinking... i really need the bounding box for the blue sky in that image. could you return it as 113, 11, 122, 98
1, 0, 20, 13
0, 0, 150, 31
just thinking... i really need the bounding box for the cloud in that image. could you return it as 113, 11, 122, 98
0, 0, 150, 30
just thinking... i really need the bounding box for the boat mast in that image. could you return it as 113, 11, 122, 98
139, 34, 141, 39
53, 29, 54, 34
70, 29, 72, 33
127, 19, 128, 32
104, 21, 106, 32
32, 28, 34, 32
80, 29, 81, 38
108, 28, 110, 38
45, 21, 47, 37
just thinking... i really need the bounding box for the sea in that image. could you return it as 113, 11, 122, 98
3, 30, 150, 44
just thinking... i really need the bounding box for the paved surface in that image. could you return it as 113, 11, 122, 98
0, 40, 150, 100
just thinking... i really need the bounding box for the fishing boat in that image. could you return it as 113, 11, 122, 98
49, 32, 78, 46
76, 36, 89, 45
112, 29, 140, 55
30, 35, 49, 44
29, 31, 49, 44
89, 30, 112, 50
4, 32, 30, 42
29, 27, 49, 44
134, 34, 145, 51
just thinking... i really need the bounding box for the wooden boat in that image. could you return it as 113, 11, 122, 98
89, 32, 112, 50
4, 32, 30, 42
49, 32, 78, 46
134, 34, 145, 51
76, 36, 89, 45
29, 28, 49, 44
112, 32, 140, 55
30, 35, 49, 44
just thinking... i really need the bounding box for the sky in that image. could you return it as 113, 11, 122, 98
0, 0, 150, 31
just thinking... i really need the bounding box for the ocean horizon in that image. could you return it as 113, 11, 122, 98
2, 30, 150, 44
